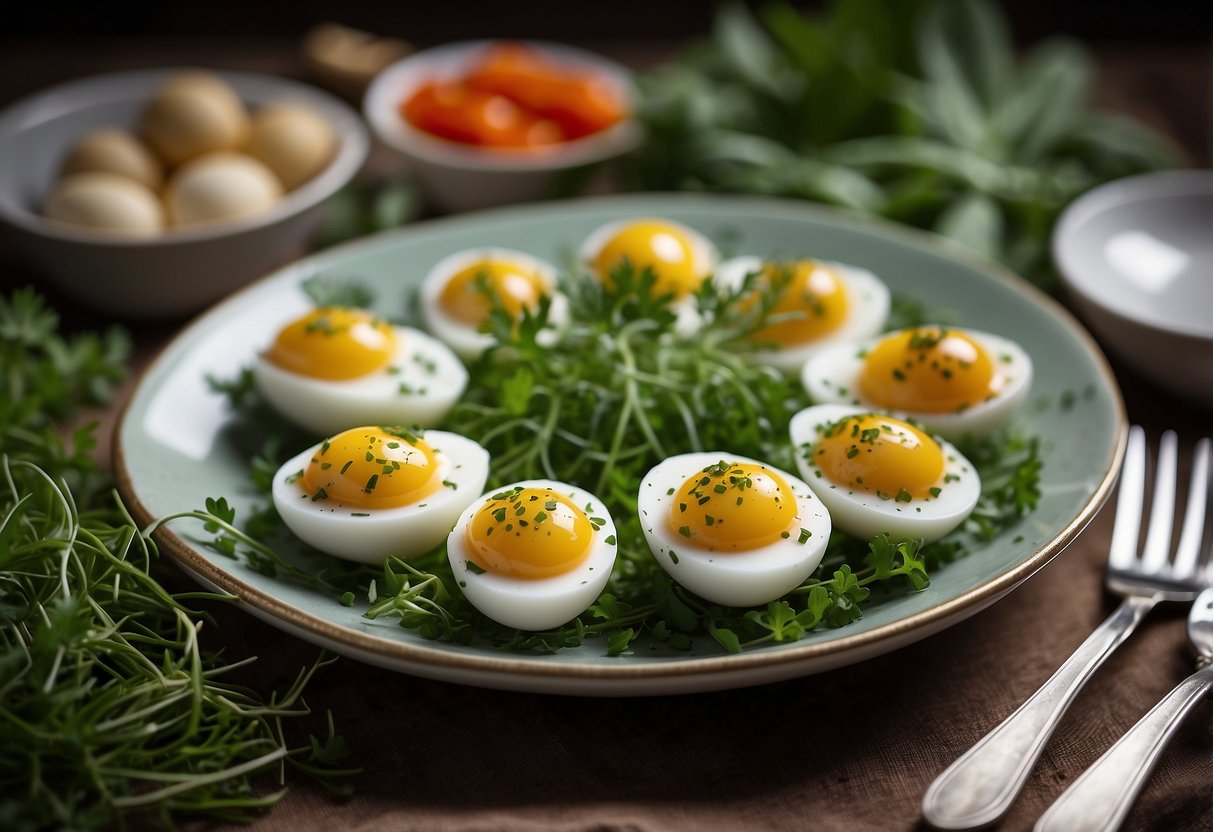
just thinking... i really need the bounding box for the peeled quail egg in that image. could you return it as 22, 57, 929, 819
788, 404, 981, 542
447, 479, 618, 631
420, 248, 567, 360
247, 104, 337, 190
581, 217, 716, 295
802, 325, 1033, 439
59, 128, 164, 190
637, 453, 831, 607
44, 172, 164, 236
252, 305, 468, 435
272, 425, 489, 564
580, 217, 716, 331
165, 152, 283, 227
712, 256, 890, 373
140, 72, 251, 166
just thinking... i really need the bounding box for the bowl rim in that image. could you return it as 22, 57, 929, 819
0, 66, 369, 248
1052, 168, 1213, 341
363, 38, 641, 173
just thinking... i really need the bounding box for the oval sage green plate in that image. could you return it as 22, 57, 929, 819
115, 194, 1126, 696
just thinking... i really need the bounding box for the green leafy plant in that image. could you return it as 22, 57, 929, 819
347, 263, 1041, 653
628, 0, 1177, 286
0, 288, 128, 495
0, 288, 356, 829
209, 265, 1041, 655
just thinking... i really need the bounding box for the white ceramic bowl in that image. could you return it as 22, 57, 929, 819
364, 40, 641, 213
1053, 170, 1213, 407
0, 68, 368, 320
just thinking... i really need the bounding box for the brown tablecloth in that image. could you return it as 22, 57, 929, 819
3, 35, 1212, 832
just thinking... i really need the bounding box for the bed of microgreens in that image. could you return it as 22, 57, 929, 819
200, 261, 1042, 658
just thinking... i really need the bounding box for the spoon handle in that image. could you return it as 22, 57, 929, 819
1035, 664, 1213, 832
922, 596, 1154, 829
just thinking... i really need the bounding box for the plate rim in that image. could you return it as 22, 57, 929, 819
114, 192, 1127, 689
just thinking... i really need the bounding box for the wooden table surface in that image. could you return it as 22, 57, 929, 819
2, 31, 1211, 832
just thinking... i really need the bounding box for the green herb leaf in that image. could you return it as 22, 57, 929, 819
0, 289, 359, 828
934, 190, 1003, 260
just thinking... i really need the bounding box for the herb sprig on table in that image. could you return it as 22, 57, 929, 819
628, 0, 1177, 287
0, 289, 356, 829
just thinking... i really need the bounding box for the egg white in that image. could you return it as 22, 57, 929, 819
801, 325, 1033, 439
253, 323, 468, 436
788, 404, 980, 543
637, 452, 831, 608
271, 429, 489, 564
447, 479, 617, 631
713, 256, 890, 373
420, 247, 569, 361
578, 217, 718, 334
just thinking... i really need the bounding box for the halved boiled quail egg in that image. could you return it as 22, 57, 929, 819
637, 452, 830, 607
420, 248, 568, 360
789, 404, 980, 543
252, 306, 467, 435
272, 425, 489, 563
447, 479, 617, 631
713, 256, 890, 372
802, 325, 1033, 439
580, 217, 717, 331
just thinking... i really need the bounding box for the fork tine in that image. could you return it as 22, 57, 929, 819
1109, 426, 1147, 572
1171, 437, 1211, 580
1140, 430, 1179, 572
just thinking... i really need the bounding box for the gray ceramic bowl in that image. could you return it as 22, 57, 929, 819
0, 68, 369, 319
364, 40, 641, 213
1053, 170, 1213, 407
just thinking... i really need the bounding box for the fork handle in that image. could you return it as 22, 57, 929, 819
1035, 664, 1213, 832
922, 595, 1155, 829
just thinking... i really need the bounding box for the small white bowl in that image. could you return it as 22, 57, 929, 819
0, 68, 368, 320
1053, 170, 1213, 407
364, 40, 641, 213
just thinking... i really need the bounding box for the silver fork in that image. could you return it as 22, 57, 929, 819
1035, 586, 1213, 832
922, 427, 1213, 830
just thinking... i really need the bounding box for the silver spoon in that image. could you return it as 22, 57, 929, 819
1035, 586, 1213, 832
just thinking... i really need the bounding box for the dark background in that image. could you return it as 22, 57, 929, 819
5, 0, 1209, 43
4, 0, 1208, 163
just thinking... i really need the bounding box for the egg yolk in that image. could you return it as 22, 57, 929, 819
858, 328, 1001, 413
265, 307, 396, 381
465, 487, 595, 579
747, 261, 849, 346
667, 461, 798, 552
812, 414, 944, 499
439, 260, 546, 326
301, 426, 441, 509
593, 220, 704, 299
